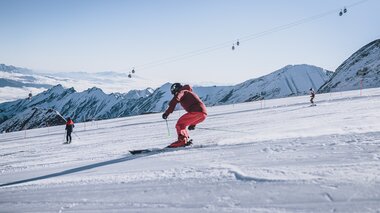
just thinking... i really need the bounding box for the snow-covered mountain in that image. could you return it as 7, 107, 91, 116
0, 64, 332, 132
198, 64, 332, 105
107, 64, 333, 115
0, 84, 154, 126
319, 39, 380, 93
0, 107, 66, 132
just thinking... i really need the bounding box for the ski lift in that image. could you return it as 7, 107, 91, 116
128, 73, 132, 78
236, 40, 240, 46
339, 10, 343, 16
232, 44, 235, 50
343, 7, 347, 13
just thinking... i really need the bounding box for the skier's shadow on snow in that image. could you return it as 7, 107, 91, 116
0, 150, 173, 187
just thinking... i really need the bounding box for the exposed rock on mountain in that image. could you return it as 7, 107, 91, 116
0, 107, 66, 132
0, 64, 332, 132
319, 39, 380, 93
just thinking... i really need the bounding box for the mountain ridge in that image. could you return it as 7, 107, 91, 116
319, 39, 380, 93
0, 64, 332, 132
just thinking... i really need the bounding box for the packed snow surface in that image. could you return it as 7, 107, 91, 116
1, 88, 380, 212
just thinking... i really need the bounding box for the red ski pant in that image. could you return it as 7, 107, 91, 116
176, 112, 207, 140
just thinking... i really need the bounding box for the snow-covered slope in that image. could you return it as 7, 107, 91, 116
319, 39, 380, 93
1, 88, 379, 212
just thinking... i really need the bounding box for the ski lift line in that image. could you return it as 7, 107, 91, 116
135, 42, 239, 71
132, 11, 335, 71
130, 0, 368, 71
228, 0, 369, 44
125, 34, 240, 71
132, 38, 239, 70
129, 41, 237, 71
128, 0, 370, 72
239, 10, 336, 42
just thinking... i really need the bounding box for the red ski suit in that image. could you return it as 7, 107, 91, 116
65, 119, 75, 143
163, 85, 207, 140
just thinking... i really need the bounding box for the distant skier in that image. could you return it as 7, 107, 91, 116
65, 117, 75, 144
162, 83, 207, 148
309, 88, 316, 105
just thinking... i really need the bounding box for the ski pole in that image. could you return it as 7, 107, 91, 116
73, 131, 81, 139
165, 119, 170, 136
64, 130, 67, 142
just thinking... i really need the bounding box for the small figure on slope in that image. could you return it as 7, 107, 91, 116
309, 88, 316, 106
65, 117, 75, 144
162, 83, 207, 148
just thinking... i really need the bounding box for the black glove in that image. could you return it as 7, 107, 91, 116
162, 113, 168, 120
188, 125, 196, 130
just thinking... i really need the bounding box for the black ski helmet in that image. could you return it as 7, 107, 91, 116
170, 83, 182, 95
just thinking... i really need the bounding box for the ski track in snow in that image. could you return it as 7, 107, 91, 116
1, 88, 380, 212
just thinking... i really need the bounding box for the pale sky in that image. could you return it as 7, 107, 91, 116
1, 0, 379, 86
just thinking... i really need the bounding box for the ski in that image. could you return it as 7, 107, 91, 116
129, 140, 194, 155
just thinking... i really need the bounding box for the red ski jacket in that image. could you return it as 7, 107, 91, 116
65, 120, 75, 132
164, 85, 207, 116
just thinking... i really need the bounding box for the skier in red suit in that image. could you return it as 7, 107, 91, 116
162, 83, 207, 148
65, 117, 75, 144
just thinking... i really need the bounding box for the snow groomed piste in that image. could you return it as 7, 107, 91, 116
1, 88, 380, 212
